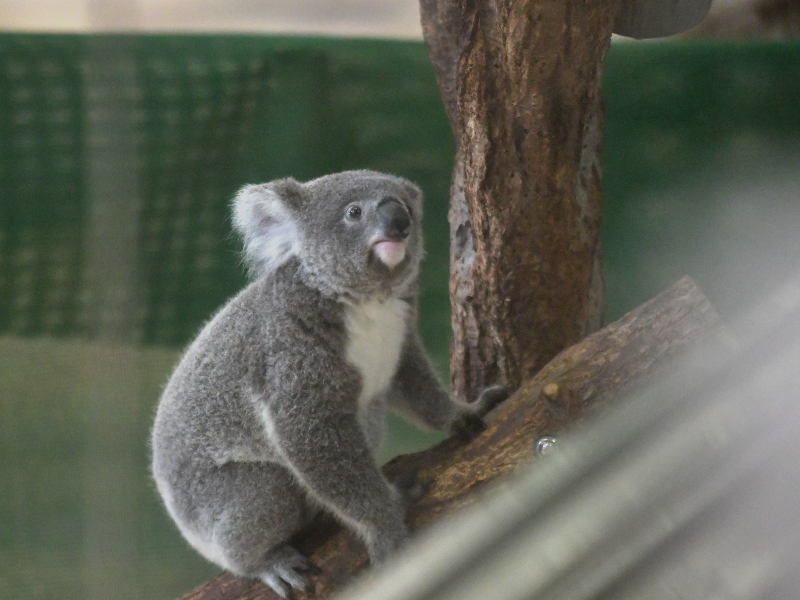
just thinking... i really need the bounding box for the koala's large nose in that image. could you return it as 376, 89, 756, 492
376, 197, 411, 240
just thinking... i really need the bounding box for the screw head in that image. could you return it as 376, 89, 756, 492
536, 436, 557, 456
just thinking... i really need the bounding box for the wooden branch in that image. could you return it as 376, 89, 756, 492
177, 276, 721, 600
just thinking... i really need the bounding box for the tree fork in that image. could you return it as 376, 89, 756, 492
421, 0, 619, 401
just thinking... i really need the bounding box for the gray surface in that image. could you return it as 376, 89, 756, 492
615, 0, 713, 38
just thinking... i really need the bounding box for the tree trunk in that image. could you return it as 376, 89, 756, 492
420, 0, 619, 402
178, 277, 721, 600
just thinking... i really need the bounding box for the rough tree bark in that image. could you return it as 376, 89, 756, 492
178, 277, 721, 600
420, 0, 620, 402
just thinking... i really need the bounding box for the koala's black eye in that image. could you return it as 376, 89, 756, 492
345, 205, 362, 221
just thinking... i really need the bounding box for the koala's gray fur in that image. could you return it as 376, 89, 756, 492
151, 170, 505, 597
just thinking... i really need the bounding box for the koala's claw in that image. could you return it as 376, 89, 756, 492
260, 547, 314, 599
407, 477, 433, 501
449, 413, 487, 440
393, 466, 433, 505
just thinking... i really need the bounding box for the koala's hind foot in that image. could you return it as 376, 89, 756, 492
257, 545, 314, 599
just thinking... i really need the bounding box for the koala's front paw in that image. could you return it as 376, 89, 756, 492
448, 413, 487, 440
448, 385, 512, 441
474, 384, 512, 417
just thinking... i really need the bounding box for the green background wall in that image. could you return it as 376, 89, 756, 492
1, 35, 798, 600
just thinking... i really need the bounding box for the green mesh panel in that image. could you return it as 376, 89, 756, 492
0, 35, 456, 348
3, 37, 799, 346
0, 37, 85, 338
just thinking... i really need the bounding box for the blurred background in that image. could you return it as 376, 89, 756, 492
0, 0, 799, 38
0, 1, 799, 599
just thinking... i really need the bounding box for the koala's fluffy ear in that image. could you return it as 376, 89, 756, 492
232, 179, 304, 277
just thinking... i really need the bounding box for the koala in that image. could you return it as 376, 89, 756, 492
151, 170, 506, 598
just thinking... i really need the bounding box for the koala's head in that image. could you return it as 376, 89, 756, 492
232, 170, 424, 301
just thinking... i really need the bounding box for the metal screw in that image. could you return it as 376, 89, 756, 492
536, 436, 557, 457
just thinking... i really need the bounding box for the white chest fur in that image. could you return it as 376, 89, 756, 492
344, 298, 409, 408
